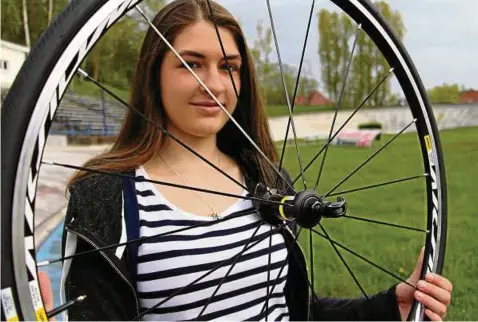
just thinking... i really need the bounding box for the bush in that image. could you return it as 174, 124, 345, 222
358, 121, 383, 130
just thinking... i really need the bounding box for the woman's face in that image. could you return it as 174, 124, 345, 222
160, 20, 242, 139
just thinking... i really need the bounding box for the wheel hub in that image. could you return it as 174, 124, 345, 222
253, 183, 347, 228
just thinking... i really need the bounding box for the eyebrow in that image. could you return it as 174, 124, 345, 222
178, 50, 241, 61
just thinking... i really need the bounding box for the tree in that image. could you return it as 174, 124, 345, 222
73, 0, 167, 93
369, 1, 405, 106
427, 83, 460, 104
22, 0, 31, 47
249, 21, 320, 107
318, 1, 405, 108
257, 62, 319, 106
251, 20, 273, 105
2, 0, 170, 98
318, 10, 337, 102
1, 0, 24, 44
1, 0, 68, 47
267, 63, 295, 105
298, 61, 319, 100
48, 0, 53, 24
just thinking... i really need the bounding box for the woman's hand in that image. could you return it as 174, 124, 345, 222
38, 271, 55, 321
395, 248, 452, 321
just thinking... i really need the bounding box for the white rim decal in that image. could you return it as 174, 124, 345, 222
28, 281, 47, 321
1, 287, 19, 321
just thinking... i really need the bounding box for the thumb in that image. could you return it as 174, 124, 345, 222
408, 247, 425, 284
38, 271, 54, 312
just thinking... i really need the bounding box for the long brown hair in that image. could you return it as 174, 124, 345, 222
69, 0, 283, 191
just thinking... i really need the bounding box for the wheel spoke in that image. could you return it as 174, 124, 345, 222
46, 295, 86, 319
259, 227, 310, 315
309, 229, 314, 299
318, 223, 370, 301
205, 0, 240, 99
196, 220, 264, 319
291, 68, 394, 186
324, 119, 417, 197
266, 226, 273, 321
342, 215, 429, 233
135, 222, 287, 319
279, 227, 324, 312
266, 0, 309, 189
76, 68, 248, 192
311, 228, 416, 289
37, 208, 258, 267
277, 0, 316, 178
326, 173, 426, 197
134, 5, 295, 193
314, 24, 362, 192
41, 160, 293, 208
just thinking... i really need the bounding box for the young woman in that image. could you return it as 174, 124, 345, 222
56, 0, 452, 320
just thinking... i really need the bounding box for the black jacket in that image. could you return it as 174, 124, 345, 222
61, 172, 401, 321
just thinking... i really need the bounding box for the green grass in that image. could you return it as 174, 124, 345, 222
279, 127, 477, 320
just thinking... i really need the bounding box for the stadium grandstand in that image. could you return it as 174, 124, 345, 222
49, 92, 125, 137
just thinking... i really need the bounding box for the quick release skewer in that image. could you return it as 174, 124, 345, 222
253, 183, 347, 228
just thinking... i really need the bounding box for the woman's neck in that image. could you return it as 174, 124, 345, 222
149, 128, 221, 173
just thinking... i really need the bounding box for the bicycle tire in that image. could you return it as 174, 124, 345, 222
1, 0, 447, 320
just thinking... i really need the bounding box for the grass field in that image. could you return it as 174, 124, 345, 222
279, 127, 477, 320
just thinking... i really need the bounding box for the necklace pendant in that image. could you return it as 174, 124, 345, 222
212, 211, 220, 220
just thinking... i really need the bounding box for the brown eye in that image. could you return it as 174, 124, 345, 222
222, 63, 239, 72
182, 61, 200, 69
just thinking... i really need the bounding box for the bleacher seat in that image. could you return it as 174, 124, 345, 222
51, 92, 126, 136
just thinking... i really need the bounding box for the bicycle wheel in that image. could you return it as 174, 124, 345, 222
1, 0, 447, 321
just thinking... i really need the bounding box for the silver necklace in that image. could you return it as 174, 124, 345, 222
159, 154, 222, 220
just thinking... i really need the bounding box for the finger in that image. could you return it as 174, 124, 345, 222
414, 290, 447, 318
417, 280, 451, 305
426, 273, 453, 293
38, 271, 54, 311
425, 308, 443, 321
409, 247, 425, 282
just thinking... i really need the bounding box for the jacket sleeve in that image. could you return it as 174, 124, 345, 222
311, 286, 401, 321
62, 237, 135, 321
61, 181, 137, 321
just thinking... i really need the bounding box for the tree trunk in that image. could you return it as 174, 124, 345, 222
48, 0, 53, 24
22, 0, 31, 47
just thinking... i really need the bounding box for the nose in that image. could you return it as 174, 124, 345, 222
201, 66, 227, 99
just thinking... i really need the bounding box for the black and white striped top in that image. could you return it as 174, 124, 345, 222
135, 166, 290, 321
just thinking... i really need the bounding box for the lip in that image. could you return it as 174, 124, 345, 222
190, 101, 224, 107
190, 102, 224, 115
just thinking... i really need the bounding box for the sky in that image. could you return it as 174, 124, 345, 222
209, 0, 478, 95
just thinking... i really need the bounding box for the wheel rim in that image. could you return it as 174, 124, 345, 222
1, 0, 447, 320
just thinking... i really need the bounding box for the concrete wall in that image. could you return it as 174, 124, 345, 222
268, 104, 478, 140
46, 135, 68, 149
